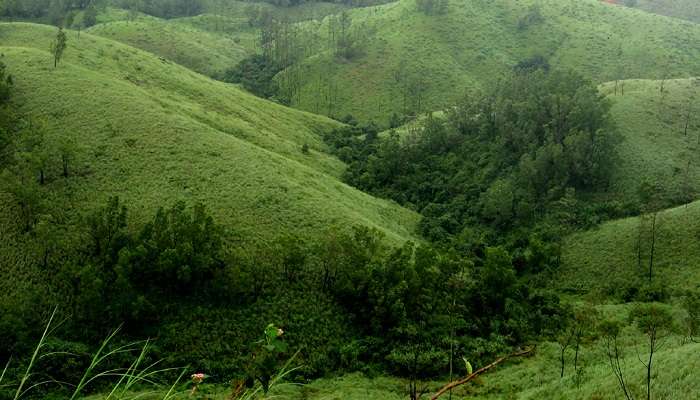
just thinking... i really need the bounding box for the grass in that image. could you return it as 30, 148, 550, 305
81, 1, 356, 78
0, 22, 418, 243
557, 199, 700, 297
602, 78, 700, 203
626, 0, 700, 23
279, 0, 700, 124
86, 16, 251, 78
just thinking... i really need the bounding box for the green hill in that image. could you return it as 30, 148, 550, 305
603, 78, 700, 204
81, 1, 354, 78
280, 0, 700, 124
626, 0, 700, 23
558, 199, 700, 297
86, 17, 250, 78
0, 22, 419, 244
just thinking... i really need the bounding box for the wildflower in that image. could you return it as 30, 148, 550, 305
191, 372, 206, 384
277, 328, 284, 337
190, 373, 206, 396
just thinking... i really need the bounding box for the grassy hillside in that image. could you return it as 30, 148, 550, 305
81, 1, 353, 77
626, 0, 700, 23
281, 0, 700, 124
86, 16, 250, 78
0, 22, 419, 244
603, 78, 700, 203
558, 199, 700, 296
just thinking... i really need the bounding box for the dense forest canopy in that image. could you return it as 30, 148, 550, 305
325, 69, 622, 241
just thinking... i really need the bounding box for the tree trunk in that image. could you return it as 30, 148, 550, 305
648, 213, 657, 282
560, 344, 567, 378
62, 156, 69, 178
637, 218, 644, 271
574, 334, 581, 374
647, 333, 655, 400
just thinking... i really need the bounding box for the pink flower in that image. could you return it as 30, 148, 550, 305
191, 373, 206, 384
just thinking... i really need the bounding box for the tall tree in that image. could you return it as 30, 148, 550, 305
600, 320, 634, 400
631, 304, 675, 400
50, 26, 68, 68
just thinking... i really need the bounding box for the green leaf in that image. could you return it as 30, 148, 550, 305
463, 357, 473, 375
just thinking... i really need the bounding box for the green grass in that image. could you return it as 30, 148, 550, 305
81, 1, 355, 78
558, 199, 700, 296
86, 16, 250, 78
602, 78, 700, 203
627, 0, 700, 23
280, 0, 700, 124
0, 22, 419, 243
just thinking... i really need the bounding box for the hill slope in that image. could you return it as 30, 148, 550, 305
86, 16, 250, 78
557, 199, 700, 296
603, 78, 700, 204
281, 0, 700, 123
626, 0, 700, 24
0, 22, 419, 244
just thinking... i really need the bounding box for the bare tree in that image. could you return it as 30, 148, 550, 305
632, 304, 675, 400
600, 320, 635, 400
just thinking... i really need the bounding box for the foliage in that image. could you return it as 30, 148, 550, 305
517, 4, 544, 31
50, 27, 67, 68
326, 69, 620, 241
416, 0, 448, 16
223, 55, 282, 99
242, 324, 289, 394
111, 0, 204, 19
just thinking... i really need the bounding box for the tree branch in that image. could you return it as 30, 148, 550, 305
430, 347, 535, 400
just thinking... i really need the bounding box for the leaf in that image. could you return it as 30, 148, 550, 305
463, 357, 473, 375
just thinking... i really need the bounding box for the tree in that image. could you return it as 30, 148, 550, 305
683, 292, 700, 343
637, 179, 663, 282
416, 0, 448, 15
571, 305, 598, 377
554, 305, 597, 380
0, 169, 44, 232
631, 304, 675, 400
82, 3, 97, 28
55, 134, 77, 178
0, 61, 13, 161
16, 121, 52, 185
0, 61, 12, 104
118, 201, 225, 295
600, 319, 634, 400
50, 27, 68, 68
86, 196, 129, 267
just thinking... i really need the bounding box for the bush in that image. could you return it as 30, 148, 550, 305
223, 55, 281, 99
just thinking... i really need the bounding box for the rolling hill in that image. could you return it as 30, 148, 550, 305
86, 16, 251, 78
0, 22, 419, 243
279, 0, 700, 124
80, 1, 354, 78
603, 78, 700, 203
558, 199, 700, 297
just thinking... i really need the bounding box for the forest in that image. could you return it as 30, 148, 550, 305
0, 0, 699, 399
